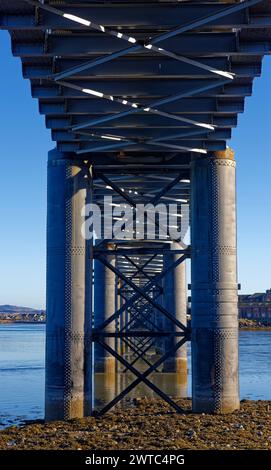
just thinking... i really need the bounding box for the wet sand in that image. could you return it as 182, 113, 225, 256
0, 399, 271, 450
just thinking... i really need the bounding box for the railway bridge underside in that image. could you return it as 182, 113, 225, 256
1, 0, 271, 420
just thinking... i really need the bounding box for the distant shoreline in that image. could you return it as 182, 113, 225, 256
240, 326, 271, 331
0, 320, 45, 325
1, 319, 271, 330
239, 318, 271, 330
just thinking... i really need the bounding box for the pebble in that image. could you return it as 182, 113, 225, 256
7, 440, 16, 447
186, 429, 197, 439
234, 423, 244, 430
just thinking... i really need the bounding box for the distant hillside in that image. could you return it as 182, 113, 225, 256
0, 305, 45, 323
0, 305, 44, 315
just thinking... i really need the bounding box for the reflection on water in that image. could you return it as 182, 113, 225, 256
94, 370, 188, 410
0, 324, 270, 427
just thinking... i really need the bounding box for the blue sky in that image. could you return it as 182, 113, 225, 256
0, 31, 270, 308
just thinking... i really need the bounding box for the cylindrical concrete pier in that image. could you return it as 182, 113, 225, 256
119, 285, 126, 357
191, 149, 239, 413
162, 244, 187, 383
116, 279, 121, 358
45, 149, 92, 421
94, 245, 116, 374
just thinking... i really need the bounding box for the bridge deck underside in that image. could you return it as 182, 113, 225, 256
1, 0, 270, 169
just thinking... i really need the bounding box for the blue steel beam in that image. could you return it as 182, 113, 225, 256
58, 140, 226, 154
4, 11, 271, 31
39, 98, 244, 115
13, 34, 271, 60
32, 82, 252, 100
58, 131, 226, 154
46, 115, 237, 130
22, 60, 262, 80
33, 78, 232, 97
13, 33, 239, 57
74, 141, 207, 155
75, 143, 190, 155
0, 6, 257, 30
57, 135, 225, 150
68, 101, 243, 115
51, 129, 232, 142
151, 130, 229, 144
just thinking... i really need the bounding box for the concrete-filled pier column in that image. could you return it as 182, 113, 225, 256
116, 279, 121, 358
119, 283, 126, 357
191, 149, 239, 413
162, 244, 187, 383
45, 149, 92, 421
94, 245, 116, 374
154, 281, 164, 355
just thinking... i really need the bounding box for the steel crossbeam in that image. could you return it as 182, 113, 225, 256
95, 254, 188, 332
96, 338, 188, 415
89, 167, 189, 410
95, 253, 188, 335
94, 170, 186, 246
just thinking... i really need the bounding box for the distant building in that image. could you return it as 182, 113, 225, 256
239, 289, 271, 321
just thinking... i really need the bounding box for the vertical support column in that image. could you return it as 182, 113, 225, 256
191, 149, 239, 413
94, 244, 116, 374
123, 287, 130, 356
154, 281, 164, 355
116, 279, 121, 358
119, 282, 126, 357
45, 149, 92, 421
162, 243, 187, 382
124, 302, 129, 355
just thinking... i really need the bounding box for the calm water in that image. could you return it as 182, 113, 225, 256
0, 324, 270, 427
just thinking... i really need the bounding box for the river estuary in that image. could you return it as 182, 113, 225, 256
0, 324, 270, 428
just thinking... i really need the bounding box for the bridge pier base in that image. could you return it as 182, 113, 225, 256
45, 149, 92, 421
191, 149, 240, 414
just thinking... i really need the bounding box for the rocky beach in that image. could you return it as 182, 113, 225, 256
0, 399, 271, 451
